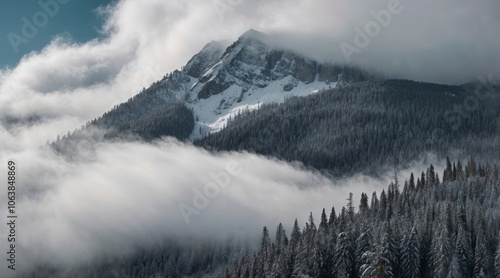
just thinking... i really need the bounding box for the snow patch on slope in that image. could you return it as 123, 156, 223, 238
188, 76, 336, 140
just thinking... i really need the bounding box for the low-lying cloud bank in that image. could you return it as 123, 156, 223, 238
0, 137, 437, 276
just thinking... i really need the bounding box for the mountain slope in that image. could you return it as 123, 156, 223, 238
197, 79, 500, 176
62, 29, 374, 146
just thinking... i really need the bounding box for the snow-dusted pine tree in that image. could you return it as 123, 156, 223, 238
401, 227, 420, 278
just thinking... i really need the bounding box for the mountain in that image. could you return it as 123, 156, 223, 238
186, 29, 375, 139
54, 29, 374, 148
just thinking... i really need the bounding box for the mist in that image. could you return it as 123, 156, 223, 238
0, 133, 442, 276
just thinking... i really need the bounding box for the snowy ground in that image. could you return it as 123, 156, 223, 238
187, 76, 336, 140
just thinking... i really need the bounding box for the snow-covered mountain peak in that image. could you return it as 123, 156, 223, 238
192, 30, 327, 101
101, 30, 376, 141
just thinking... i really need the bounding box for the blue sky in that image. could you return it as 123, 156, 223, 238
0, 0, 114, 68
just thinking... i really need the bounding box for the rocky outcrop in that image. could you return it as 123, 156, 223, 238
198, 78, 230, 99
183, 41, 226, 78
194, 29, 375, 99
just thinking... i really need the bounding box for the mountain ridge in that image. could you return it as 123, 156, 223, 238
60, 29, 376, 145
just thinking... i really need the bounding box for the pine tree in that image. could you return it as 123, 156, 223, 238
312, 226, 329, 278
292, 237, 309, 277
379, 190, 388, 221
290, 219, 301, 252
454, 223, 472, 277
328, 207, 336, 226
356, 225, 373, 277
401, 227, 420, 278
347, 192, 355, 222
320, 208, 328, 231
256, 226, 271, 277
275, 223, 288, 249
373, 223, 398, 278
427, 165, 436, 187
466, 156, 477, 178
431, 225, 452, 278
335, 231, 355, 277
409, 172, 416, 191
473, 229, 487, 278
370, 192, 379, 218
308, 212, 317, 232
359, 193, 369, 215
444, 157, 453, 182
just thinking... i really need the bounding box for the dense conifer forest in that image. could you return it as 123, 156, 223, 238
217, 157, 500, 278
197, 80, 500, 176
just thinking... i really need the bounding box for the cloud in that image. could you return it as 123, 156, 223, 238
0, 137, 437, 276
254, 0, 500, 84
0, 0, 213, 123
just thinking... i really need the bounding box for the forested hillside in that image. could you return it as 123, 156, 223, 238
87, 70, 195, 141
219, 158, 500, 278
50, 101, 194, 158
197, 80, 500, 176
50, 72, 195, 157
94, 102, 194, 141
29, 158, 500, 278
